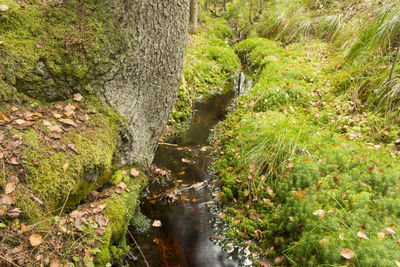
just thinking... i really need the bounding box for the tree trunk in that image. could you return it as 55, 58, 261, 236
189, 0, 198, 34
99, 0, 190, 169
259, 0, 263, 14
223, 0, 227, 11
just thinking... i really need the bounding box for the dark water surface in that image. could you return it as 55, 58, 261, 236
129, 73, 251, 267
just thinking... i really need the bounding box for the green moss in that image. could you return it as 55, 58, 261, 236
97, 168, 147, 266
17, 108, 120, 222
0, 0, 124, 102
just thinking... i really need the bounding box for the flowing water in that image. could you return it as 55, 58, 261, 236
129, 73, 252, 267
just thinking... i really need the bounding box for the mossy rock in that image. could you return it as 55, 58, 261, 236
0, 0, 123, 102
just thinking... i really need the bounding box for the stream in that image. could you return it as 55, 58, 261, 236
129, 73, 252, 267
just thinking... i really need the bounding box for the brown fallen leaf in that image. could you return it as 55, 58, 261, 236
382, 228, 396, 235
7, 208, 21, 218
357, 230, 369, 240
1, 194, 16, 205
20, 223, 31, 233
4, 183, 16, 194
48, 124, 63, 133
130, 168, 140, 177
217, 212, 227, 218
340, 248, 355, 260
50, 259, 61, 267
95, 215, 108, 227
73, 93, 83, 102
67, 144, 81, 154
14, 119, 26, 125
49, 133, 61, 139
64, 103, 76, 113
29, 234, 43, 247
58, 118, 77, 127
274, 256, 284, 265
260, 260, 272, 267
70, 210, 86, 218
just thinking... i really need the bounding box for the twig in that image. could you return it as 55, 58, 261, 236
127, 229, 149, 267
158, 142, 178, 147
0, 254, 21, 267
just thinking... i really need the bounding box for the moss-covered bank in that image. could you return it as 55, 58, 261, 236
212, 38, 400, 266
0, 1, 152, 265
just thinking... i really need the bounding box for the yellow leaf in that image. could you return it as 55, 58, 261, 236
63, 162, 69, 172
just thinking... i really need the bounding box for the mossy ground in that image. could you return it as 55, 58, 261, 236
212, 38, 400, 266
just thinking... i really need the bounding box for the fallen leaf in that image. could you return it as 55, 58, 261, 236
63, 162, 69, 172
70, 210, 86, 218
217, 212, 227, 218
382, 228, 396, 235
130, 168, 139, 177
29, 234, 43, 247
178, 171, 185, 175
274, 256, 284, 265
4, 183, 16, 194
0, 5, 8, 12
21, 223, 31, 233
15, 119, 26, 125
357, 230, 369, 240
260, 260, 272, 267
152, 220, 162, 227
50, 259, 60, 267
181, 158, 191, 163
200, 146, 208, 152
58, 118, 77, 127
67, 144, 80, 154
95, 215, 108, 227
49, 133, 61, 139
1, 194, 16, 205
0, 112, 11, 122
48, 124, 63, 133
64, 104, 76, 113
42, 120, 52, 126
73, 93, 83, 102
378, 232, 385, 240
313, 209, 325, 218
340, 248, 355, 260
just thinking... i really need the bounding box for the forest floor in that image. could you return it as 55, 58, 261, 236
166, 14, 400, 266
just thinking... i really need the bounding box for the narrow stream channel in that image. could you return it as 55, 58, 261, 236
129, 73, 251, 267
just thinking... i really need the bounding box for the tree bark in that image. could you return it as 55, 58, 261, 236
189, 0, 198, 34
98, 0, 190, 169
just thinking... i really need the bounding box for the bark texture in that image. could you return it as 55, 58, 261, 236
189, 0, 198, 34
98, 0, 190, 168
